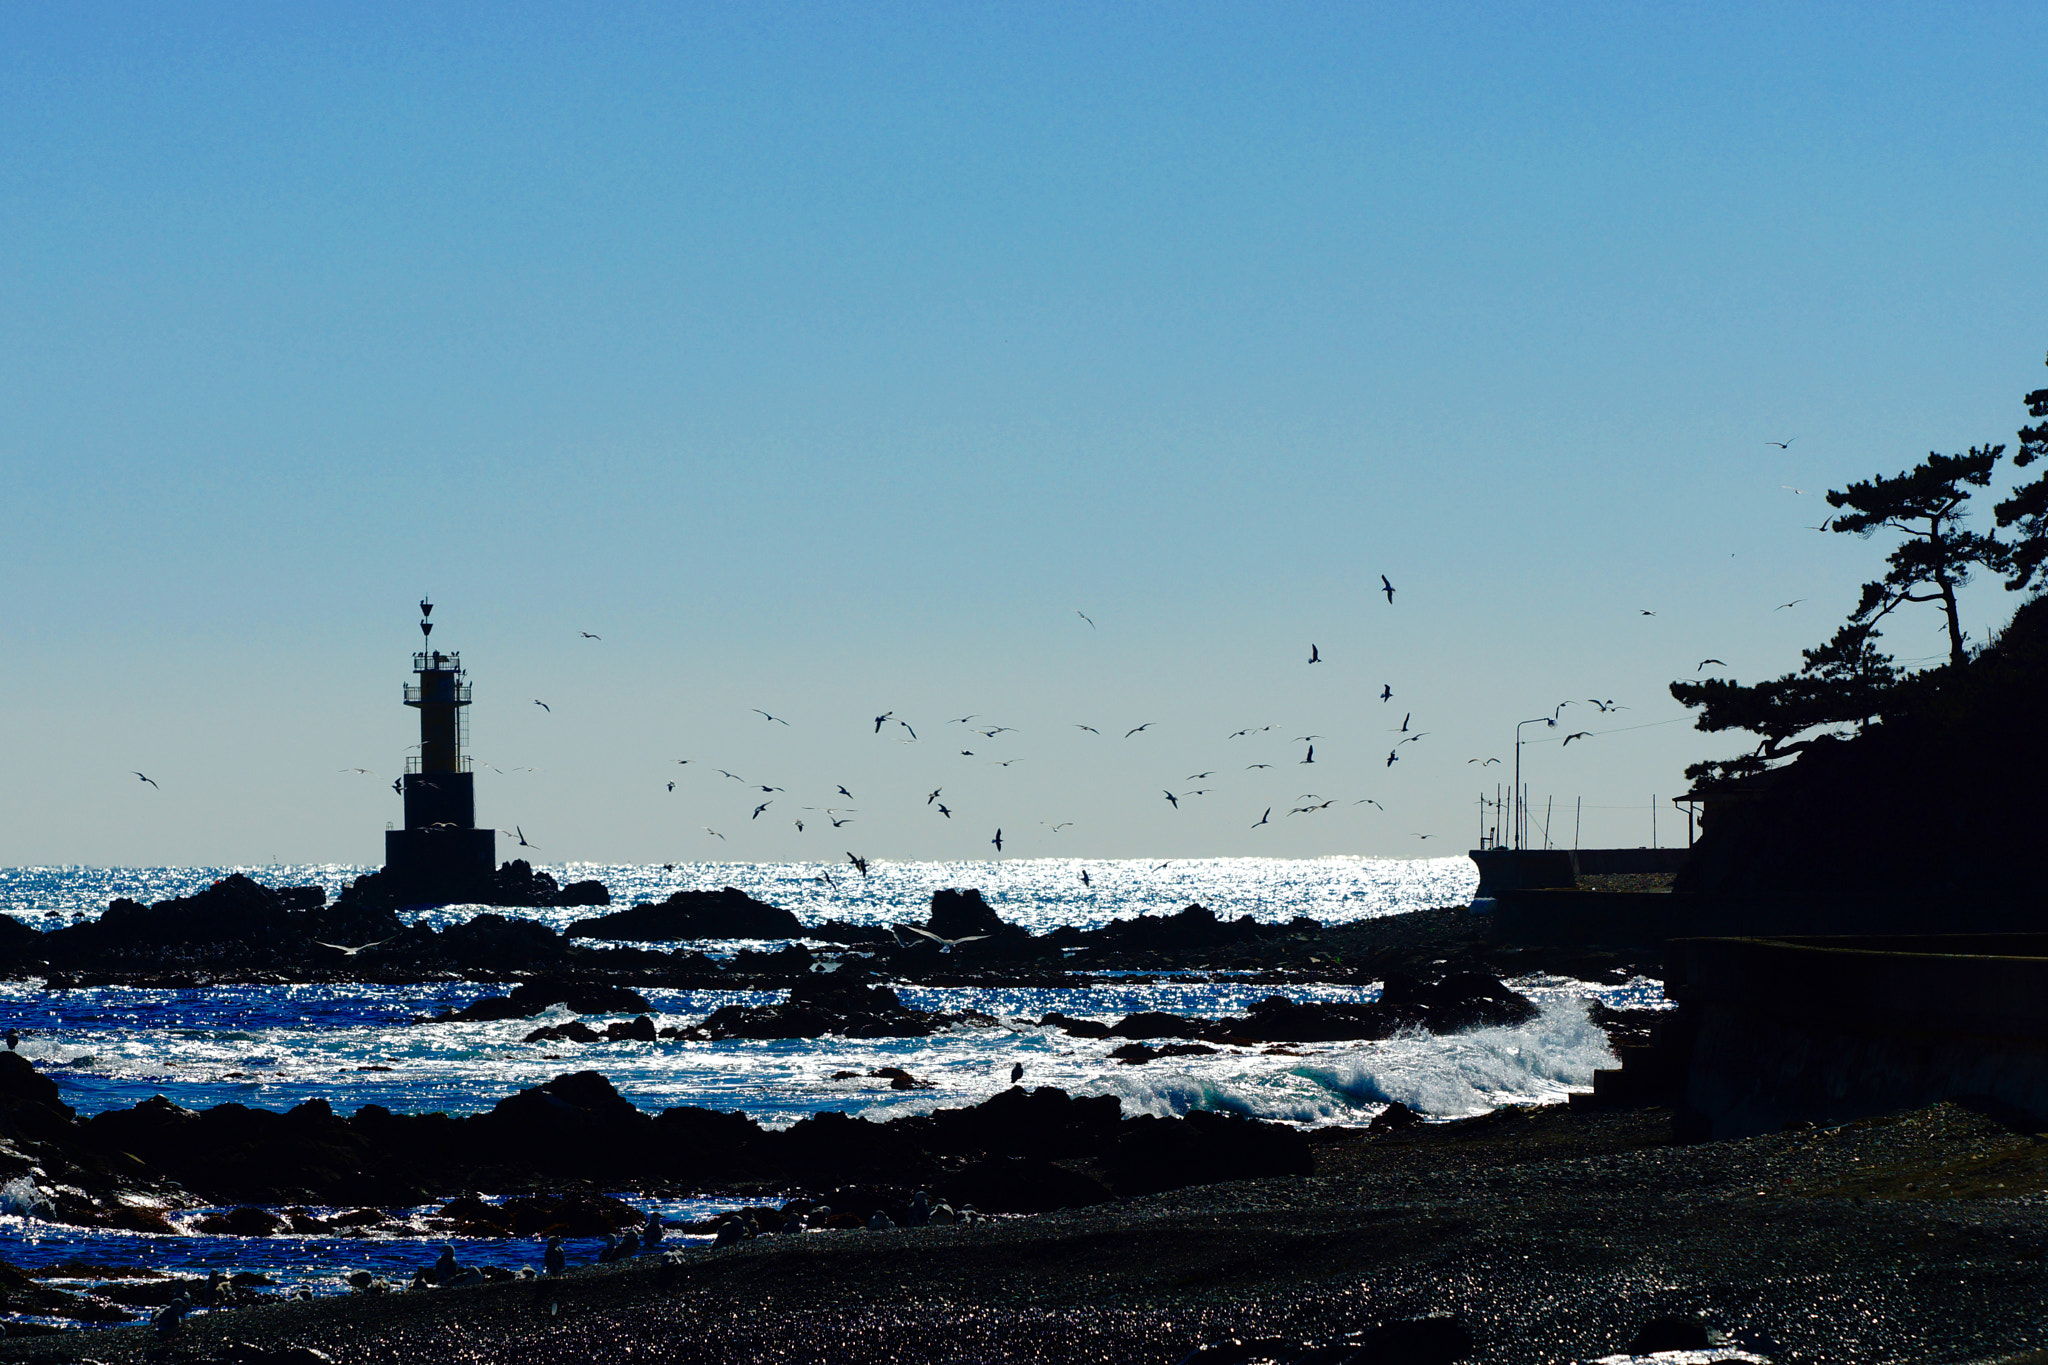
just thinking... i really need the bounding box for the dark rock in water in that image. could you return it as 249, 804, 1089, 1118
729, 942, 815, 976
384, 913, 571, 971
607, 1014, 658, 1042
523, 1020, 602, 1044
1625, 1314, 1710, 1354
1368, 1101, 1422, 1133
1377, 971, 1538, 1032
1038, 1011, 1111, 1038
1105, 1109, 1312, 1196
941, 1155, 1113, 1213
809, 919, 894, 946
869, 1066, 933, 1090
697, 976, 993, 1041
911, 1086, 1124, 1161
1106, 1010, 1236, 1042
443, 980, 653, 1022
551, 878, 610, 907
928, 888, 1006, 940
195, 1206, 283, 1236
1050, 902, 1308, 955
1234, 996, 1397, 1043
566, 886, 802, 941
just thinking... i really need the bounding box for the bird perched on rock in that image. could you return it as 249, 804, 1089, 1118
153, 1292, 192, 1336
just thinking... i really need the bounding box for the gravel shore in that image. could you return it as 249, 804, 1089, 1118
4, 1099, 2044, 1364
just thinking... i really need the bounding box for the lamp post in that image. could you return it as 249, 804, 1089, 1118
1513, 716, 1556, 850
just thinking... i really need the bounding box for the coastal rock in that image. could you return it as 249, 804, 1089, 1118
442, 980, 653, 1022
195, 1206, 284, 1236
1624, 1314, 1710, 1354
928, 888, 1006, 940
551, 879, 611, 908
1376, 971, 1538, 1032
1050, 903, 1316, 955
913, 1086, 1125, 1161
1368, 1101, 1422, 1133
1104, 1109, 1312, 1196
565, 886, 802, 941
940, 1155, 1113, 1214
696, 976, 993, 1041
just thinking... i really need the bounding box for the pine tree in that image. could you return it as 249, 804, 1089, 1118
1994, 352, 2048, 592
1827, 447, 2006, 668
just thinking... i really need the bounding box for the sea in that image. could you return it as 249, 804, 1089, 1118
0, 857, 1664, 1314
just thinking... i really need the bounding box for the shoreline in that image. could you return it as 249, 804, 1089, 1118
1, 1099, 2043, 1363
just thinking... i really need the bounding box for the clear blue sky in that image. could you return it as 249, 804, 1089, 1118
5, 2, 2045, 866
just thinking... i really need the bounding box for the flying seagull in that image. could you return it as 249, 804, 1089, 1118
751, 802, 771, 819
753, 709, 791, 725
898, 720, 917, 740
533, 700, 550, 712
1163, 790, 1180, 809
1639, 609, 1657, 616
1380, 575, 1395, 604
935, 803, 952, 818
1251, 808, 1271, 828
667, 782, 674, 792
579, 631, 602, 640
991, 829, 1003, 852
1380, 684, 1393, 702
1697, 659, 1727, 671
893, 923, 990, 951
132, 773, 159, 788
874, 712, 893, 733
847, 852, 870, 877
928, 788, 942, 805
837, 785, 855, 800
314, 936, 395, 957
514, 826, 536, 848
1775, 599, 1805, 610
1124, 722, 1154, 738
1074, 724, 1100, 734
1768, 439, 1798, 449
1300, 745, 1315, 764
1386, 750, 1399, 767
1562, 731, 1592, 746
1308, 643, 1321, 664
1075, 610, 1096, 629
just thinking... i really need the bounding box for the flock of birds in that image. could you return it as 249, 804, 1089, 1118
124, 471, 1837, 866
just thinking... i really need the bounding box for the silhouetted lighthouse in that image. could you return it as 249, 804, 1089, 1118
384, 600, 495, 889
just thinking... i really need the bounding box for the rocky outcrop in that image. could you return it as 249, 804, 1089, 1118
566, 887, 803, 941
1048, 903, 1323, 956
692, 975, 996, 1040
439, 980, 654, 1022
1041, 974, 1539, 1046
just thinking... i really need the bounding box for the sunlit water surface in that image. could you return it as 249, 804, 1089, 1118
0, 858, 1667, 1315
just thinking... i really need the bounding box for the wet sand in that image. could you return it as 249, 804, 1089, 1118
4, 1100, 2045, 1364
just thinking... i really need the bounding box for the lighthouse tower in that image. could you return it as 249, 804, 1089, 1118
383, 600, 495, 891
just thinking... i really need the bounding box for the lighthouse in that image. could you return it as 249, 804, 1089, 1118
383, 600, 495, 891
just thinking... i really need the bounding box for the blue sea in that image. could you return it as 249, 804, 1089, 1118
0, 857, 1661, 1317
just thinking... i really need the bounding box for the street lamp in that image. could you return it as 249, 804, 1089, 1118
1513, 716, 1556, 850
